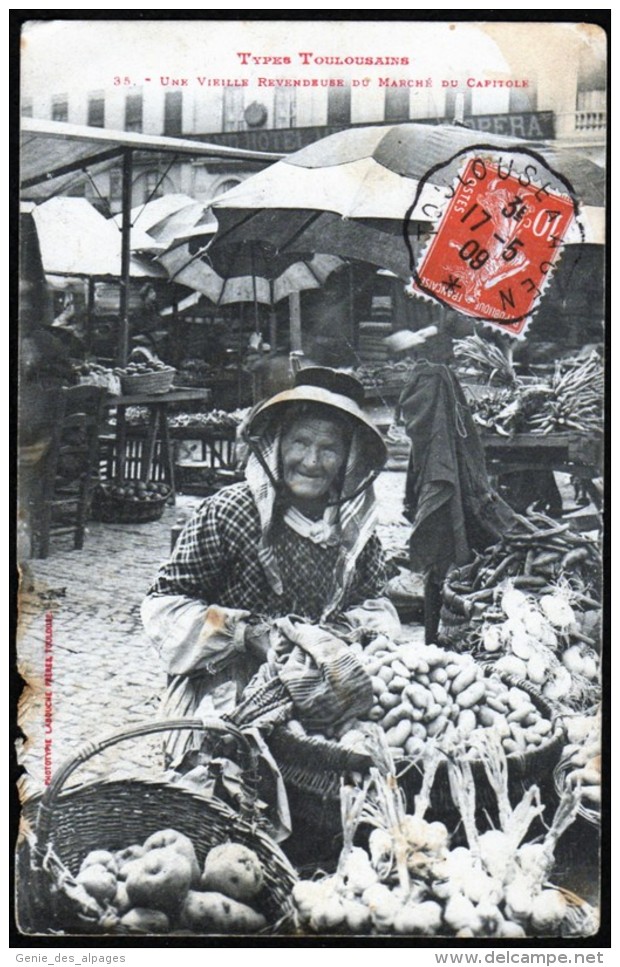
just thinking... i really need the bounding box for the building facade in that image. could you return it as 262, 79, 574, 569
21, 44, 606, 214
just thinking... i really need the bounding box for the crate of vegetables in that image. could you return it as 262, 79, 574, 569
18, 719, 298, 936
91, 480, 171, 523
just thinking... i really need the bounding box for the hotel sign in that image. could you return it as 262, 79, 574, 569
194, 111, 555, 155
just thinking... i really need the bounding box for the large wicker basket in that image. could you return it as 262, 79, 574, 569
270, 675, 565, 851
17, 719, 298, 937
91, 484, 171, 523
120, 368, 176, 396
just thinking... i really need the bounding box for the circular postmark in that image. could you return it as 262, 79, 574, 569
403, 145, 585, 338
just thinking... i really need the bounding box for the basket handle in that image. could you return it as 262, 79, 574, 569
35, 717, 256, 858
495, 672, 559, 725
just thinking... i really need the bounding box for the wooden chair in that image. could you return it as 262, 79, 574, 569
29, 385, 107, 558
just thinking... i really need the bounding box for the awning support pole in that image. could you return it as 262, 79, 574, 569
86, 277, 95, 354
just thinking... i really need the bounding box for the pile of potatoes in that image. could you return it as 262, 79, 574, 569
343, 640, 556, 759
74, 829, 267, 934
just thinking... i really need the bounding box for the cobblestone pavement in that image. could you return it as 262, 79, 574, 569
16, 471, 413, 803
15, 470, 600, 909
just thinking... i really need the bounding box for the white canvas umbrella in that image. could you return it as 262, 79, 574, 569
32, 197, 163, 278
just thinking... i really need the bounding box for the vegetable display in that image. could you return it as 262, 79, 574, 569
453, 333, 517, 387
73, 361, 121, 396
115, 359, 175, 379
351, 638, 558, 762
73, 829, 268, 935
167, 407, 249, 430
440, 512, 601, 711
474, 583, 600, 708
444, 512, 601, 609
291, 731, 599, 938
554, 710, 601, 823
466, 353, 603, 437
95, 480, 171, 502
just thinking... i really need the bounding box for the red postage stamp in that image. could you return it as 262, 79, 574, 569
410, 153, 577, 337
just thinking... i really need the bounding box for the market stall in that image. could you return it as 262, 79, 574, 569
20, 118, 282, 365
103, 387, 212, 501
18, 124, 604, 943
19, 525, 602, 936
18, 360, 603, 938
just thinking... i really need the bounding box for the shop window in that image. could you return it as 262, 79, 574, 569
274, 87, 296, 128
125, 92, 143, 132
109, 169, 123, 206
508, 88, 537, 113
164, 90, 183, 136
213, 178, 241, 198
223, 88, 246, 132
87, 91, 105, 128
384, 87, 410, 122
51, 94, 68, 123
444, 89, 472, 123
144, 170, 165, 201
327, 85, 351, 125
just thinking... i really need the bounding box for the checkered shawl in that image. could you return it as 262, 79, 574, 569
149, 484, 386, 622
245, 421, 382, 620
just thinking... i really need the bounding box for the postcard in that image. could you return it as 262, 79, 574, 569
15, 16, 608, 945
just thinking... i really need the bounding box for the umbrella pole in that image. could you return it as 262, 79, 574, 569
269, 308, 277, 351
251, 247, 260, 334
348, 263, 357, 353
289, 292, 302, 353
118, 148, 133, 366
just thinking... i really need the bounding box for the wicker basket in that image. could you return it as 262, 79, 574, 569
270, 674, 565, 847
553, 755, 600, 828
17, 718, 298, 937
120, 368, 176, 396
555, 887, 600, 939
91, 485, 170, 523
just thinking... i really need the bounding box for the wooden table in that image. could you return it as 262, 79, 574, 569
106, 389, 211, 502
481, 431, 603, 510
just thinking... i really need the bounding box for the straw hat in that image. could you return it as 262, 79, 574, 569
247, 367, 387, 473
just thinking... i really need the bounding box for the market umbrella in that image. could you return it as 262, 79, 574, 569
211, 123, 606, 281
30, 197, 167, 361
158, 236, 345, 308
32, 197, 164, 279
112, 192, 218, 252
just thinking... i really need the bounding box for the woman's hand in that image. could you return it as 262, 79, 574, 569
275, 617, 344, 662
244, 622, 272, 662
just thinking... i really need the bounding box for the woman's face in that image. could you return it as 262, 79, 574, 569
281, 415, 347, 503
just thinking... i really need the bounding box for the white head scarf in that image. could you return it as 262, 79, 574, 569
245, 414, 380, 620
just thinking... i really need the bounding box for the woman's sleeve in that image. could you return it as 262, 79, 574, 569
349, 533, 389, 600
341, 535, 402, 639
141, 498, 247, 676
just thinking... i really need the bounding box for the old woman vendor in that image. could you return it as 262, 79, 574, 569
141, 367, 399, 762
